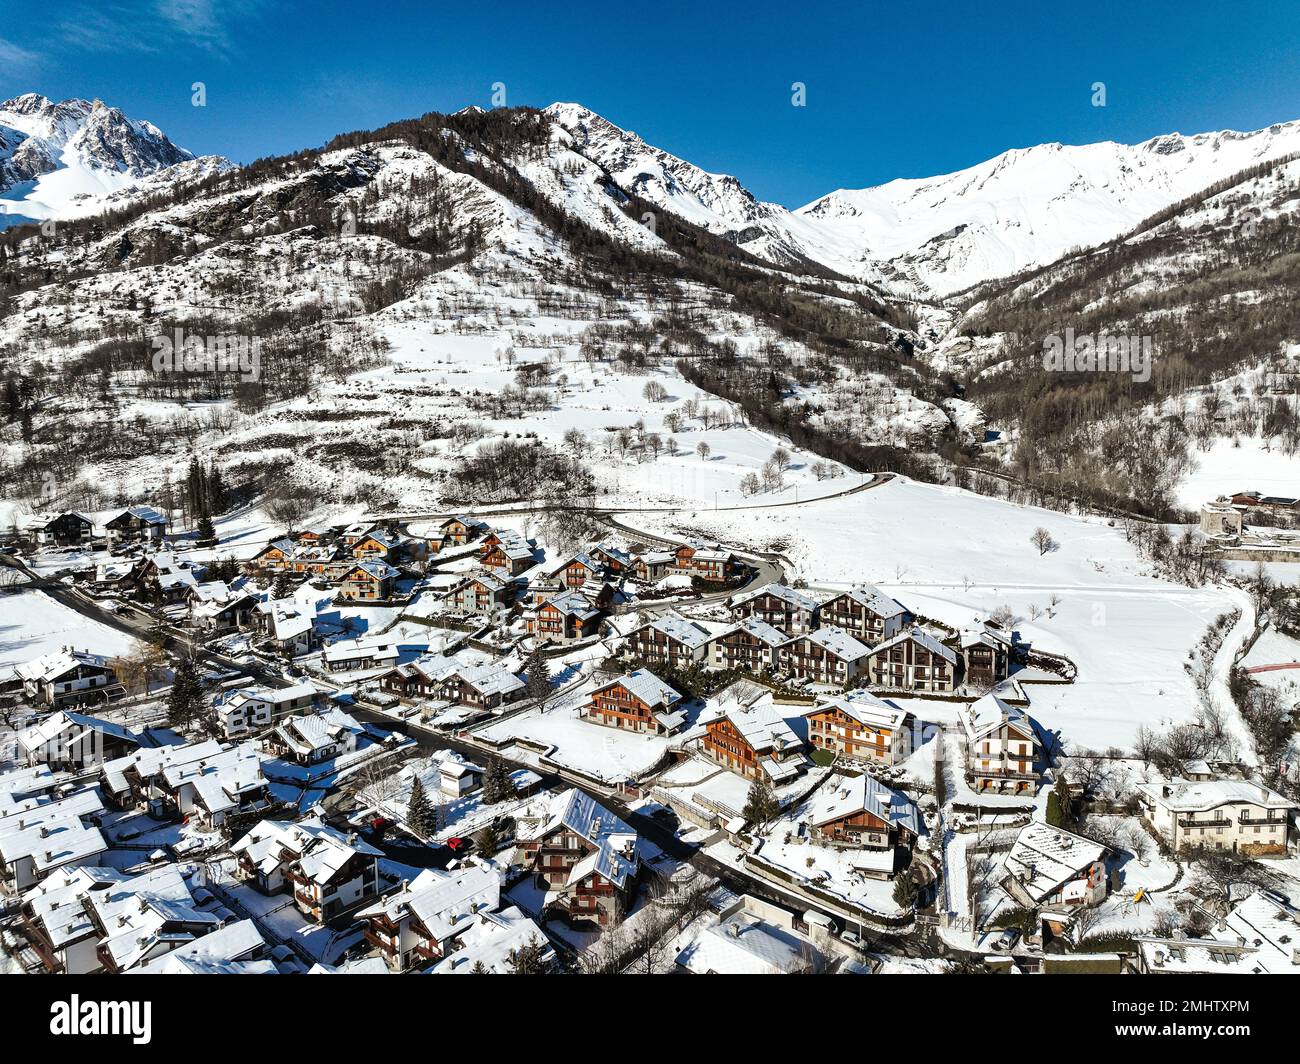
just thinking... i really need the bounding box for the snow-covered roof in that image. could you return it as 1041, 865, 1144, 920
457, 662, 525, 698
594, 668, 683, 711
812, 690, 909, 730
731, 582, 818, 613
232, 816, 382, 886
676, 911, 822, 975
784, 625, 871, 661
528, 788, 642, 890
86, 864, 220, 971
639, 612, 711, 649
711, 697, 803, 756
14, 649, 112, 683
132, 919, 274, 975
714, 616, 787, 647
539, 589, 600, 618
270, 708, 362, 756
1003, 822, 1107, 902
162, 742, 265, 816
21, 865, 125, 949
1136, 777, 1296, 813
486, 529, 535, 561
961, 692, 1035, 744
346, 559, 399, 581
16, 709, 141, 752
430, 905, 552, 974
0, 814, 107, 873
871, 626, 957, 665
807, 772, 925, 837
101, 739, 225, 796
359, 863, 502, 944
109, 505, 167, 526
830, 585, 906, 619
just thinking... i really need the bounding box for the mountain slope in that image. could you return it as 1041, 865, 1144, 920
0, 93, 222, 227
800, 121, 1300, 296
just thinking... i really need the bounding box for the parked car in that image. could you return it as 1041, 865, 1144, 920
992, 928, 1020, 952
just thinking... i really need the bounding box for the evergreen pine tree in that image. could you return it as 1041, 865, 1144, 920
508, 936, 548, 974
271, 571, 295, 599
524, 648, 551, 706
742, 780, 780, 833
481, 757, 512, 804
167, 655, 204, 730
196, 508, 216, 543
407, 777, 436, 838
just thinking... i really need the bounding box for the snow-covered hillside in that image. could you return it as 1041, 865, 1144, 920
0, 93, 221, 226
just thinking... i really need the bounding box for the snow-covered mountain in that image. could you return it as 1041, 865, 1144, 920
800, 122, 1300, 296
0, 93, 223, 227
550, 102, 1300, 298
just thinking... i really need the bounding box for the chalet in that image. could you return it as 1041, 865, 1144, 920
438, 515, 487, 547
863, 627, 957, 692
1000, 822, 1109, 912
451, 662, 527, 710
351, 530, 400, 562
589, 543, 632, 575
430, 906, 553, 974
15, 650, 120, 709
265, 708, 364, 765
1135, 891, 1300, 975
818, 585, 907, 645
215, 682, 317, 738
631, 551, 674, 583
530, 589, 602, 644
359, 862, 503, 971
322, 636, 401, 673
253, 601, 319, 655
187, 580, 257, 632
960, 692, 1039, 794
551, 552, 603, 589
232, 816, 382, 923
729, 582, 819, 634
133, 919, 275, 975
15, 710, 145, 770
706, 617, 786, 674
623, 613, 711, 669
293, 526, 333, 546
700, 697, 807, 785
379, 654, 460, 700
21, 866, 130, 974
0, 793, 109, 894
806, 691, 914, 766
1136, 777, 1295, 855
253, 538, 341, 576
337, 559, 398, 601
480, 529, 536, 576
252, 538, 294, 570
79, 865, 223, 974
341, 521, 390, 547
32, 512, 94, 547
104, 505, 167, 544
1230, 490, 1300, 514
960, 623, 1015, 688
807, 772, 924, 876
122, 551, 203, 603
778, 626, 872, 687
98, 739, 227, 815
446, 570, 511, 615
674, 543, 740, 581
515, 788, 644, 927
580, 669, 685, 735
160, 742, 270, 829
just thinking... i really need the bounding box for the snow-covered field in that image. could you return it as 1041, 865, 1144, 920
0, 588, 140, 679
620, 476, 1246, 750
1176, 435, 1298, 511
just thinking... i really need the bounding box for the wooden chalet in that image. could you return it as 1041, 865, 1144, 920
806, 691, 914, 765
580, 669, 685, 734
863, 627, 957, 692
623, 613, 711, 669
818, 585, 907, 645
778, 626, 872, 687
700, 699, 807, 785
729, 582, 819, 634
706, 617, 786, 674
337, 559, 398, 601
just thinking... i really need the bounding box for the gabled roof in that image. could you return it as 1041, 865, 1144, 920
711, 697, 802, 756
827, 584, 906, 619
639, 612, 711, 650
783, 625, 871, 661
108, 505, 167, 527
870, 625, 957, 666
457, 662, 526, 698
15, 649, 113, 683
812, 690, 909, 730
807, 772, 925, 837
593, 668, 682, 711
1136, 777, 1296, 814
232, 816, 382, 886
539, 589, 600, 619
132, 919, 274, 975
961, 693, 1035, 744
345, 559, 399, 581
430, 906, 552, 974
713, 616, 787, 647
86, 864, 221, 971
359, 863, 503, 945
530, 788, 642, 890
731, 582, 818, 613
1003, 822, 1107, 902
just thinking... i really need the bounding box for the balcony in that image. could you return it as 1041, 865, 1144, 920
1177, 815, 1233, 830
1238, 812, 1287, 826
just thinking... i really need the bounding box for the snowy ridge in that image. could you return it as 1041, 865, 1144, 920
0, 93, 222, 226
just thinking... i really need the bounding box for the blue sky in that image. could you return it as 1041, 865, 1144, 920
3, 0, 1300, 207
